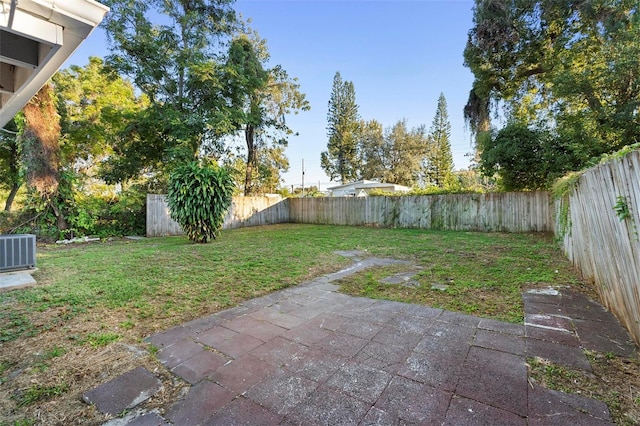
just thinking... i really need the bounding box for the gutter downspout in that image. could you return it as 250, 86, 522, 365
7, 0, 17, 28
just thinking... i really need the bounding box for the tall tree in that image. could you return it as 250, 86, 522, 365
425, 93, 455, 188
480, 122, 576, 190
321, 72, 360, 184
357, 119, 385, 180
224, 35, 309, 195
21, 84, 68, 231
0, 119, 21, 211
464, 0, 640, 166
382, 120, 428, 187
53, 57, 146, 179
100, 0, 238, 183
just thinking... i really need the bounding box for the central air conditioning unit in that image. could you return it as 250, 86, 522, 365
0, 234, 36, 272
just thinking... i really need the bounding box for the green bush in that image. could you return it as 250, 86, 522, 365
167, 160, 234, 243
71, 190, 146, 238
9, 179, 146, 240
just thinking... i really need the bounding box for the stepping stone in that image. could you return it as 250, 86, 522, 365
380, 271, 421, 287
333, 250, 365, 258
0, 272, 36, 291
528, 385, 614, 425
82, 367, 163, 415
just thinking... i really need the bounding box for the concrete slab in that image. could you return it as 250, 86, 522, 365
527, 338, 592, 371
379, 270, 421, 287
244, 369, 319, 416
204, 396, 283, 425
284, 347, 346, 382
399, 350, 465, 391
157, 339, 203, 369
171, 349, 227, 384
374, 375, 451, 424
473, 329, 526, 356
82, 367, 162, 416
525, 313, 575, 333
0, 272, 36, 291
525, 324, 581, 347
478, 317, 525, 336
444, 395, 527, 425
574, 318, 636, 357
285, 385, 370, 425
211, 354, 276, 394
124, 412, 170, 426
324, 361, 392, 404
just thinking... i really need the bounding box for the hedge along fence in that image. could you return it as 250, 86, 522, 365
289, 192, 553, 232
557, 149, 640, 345
146, 194, 289, 237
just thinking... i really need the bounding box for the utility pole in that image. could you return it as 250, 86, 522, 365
301, 158, 305, 197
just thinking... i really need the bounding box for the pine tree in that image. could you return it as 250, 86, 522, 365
321, 72, 360, 184
425, 93, 455, 188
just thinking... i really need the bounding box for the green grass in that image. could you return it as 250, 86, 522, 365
85, 332, 121, 348
0, 224, 582, 340
13, 383, 69, 407
332, 227, 582, 323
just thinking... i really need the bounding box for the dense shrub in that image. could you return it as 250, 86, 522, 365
167, 160, 234, 243
6, 178, 146, 241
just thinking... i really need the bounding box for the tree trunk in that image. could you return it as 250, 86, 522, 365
244, 124, 257, 196
3, 183, 20, 211
22, 84, 69, 231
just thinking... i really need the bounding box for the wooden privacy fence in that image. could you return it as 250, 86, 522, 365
146, 173, 640, 344
289, 192, 553, 232
558, 150, 640, 344
146, 195, 289, 237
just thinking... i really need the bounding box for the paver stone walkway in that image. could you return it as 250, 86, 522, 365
88, 255, 636, 425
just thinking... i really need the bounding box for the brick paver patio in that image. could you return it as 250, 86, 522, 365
85, 255, 636, 425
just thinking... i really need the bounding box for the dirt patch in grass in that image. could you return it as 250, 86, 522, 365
528, 352, 640, 425
0, 306, 189, 425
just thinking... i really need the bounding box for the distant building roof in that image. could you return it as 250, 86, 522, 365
326, 180, 380, 191
327, 180, 410, 197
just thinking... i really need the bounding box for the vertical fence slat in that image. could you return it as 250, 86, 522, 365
558, 150, 640, 345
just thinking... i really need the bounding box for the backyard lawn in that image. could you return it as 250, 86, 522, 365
0, 224, 635, 425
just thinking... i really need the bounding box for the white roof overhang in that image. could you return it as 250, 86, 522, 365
0, 0, 109, 127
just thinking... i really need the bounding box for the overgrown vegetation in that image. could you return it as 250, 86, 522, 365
465, 1, 640, 190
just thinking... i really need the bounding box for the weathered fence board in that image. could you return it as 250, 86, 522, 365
558, 150, 640, 344
289, 192, 553, 232
146, 175, 639, 345
146, 195, 289, 237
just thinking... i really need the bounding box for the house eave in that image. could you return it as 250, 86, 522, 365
0, 0, 109, 128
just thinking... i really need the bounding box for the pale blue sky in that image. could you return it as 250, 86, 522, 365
67, 0, 476, 189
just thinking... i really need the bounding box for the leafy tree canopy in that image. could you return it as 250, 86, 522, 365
53, 57, 146, 172
100, 0, 239, 183
465, 0, 640, 167
0, 118, 21, 211
480, 122, 577, 191
224, 34, 309, 195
